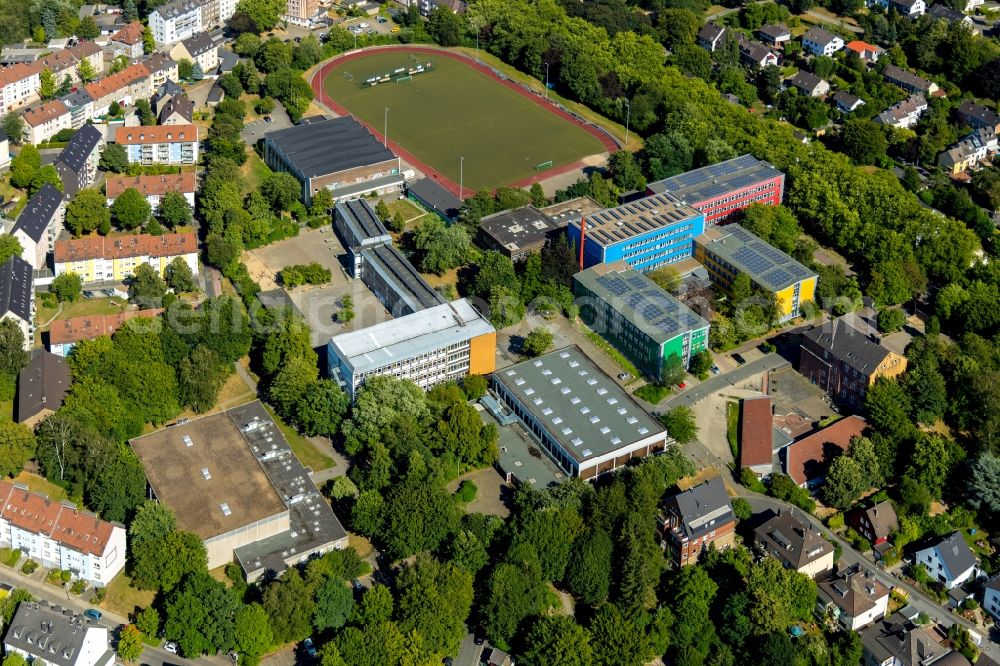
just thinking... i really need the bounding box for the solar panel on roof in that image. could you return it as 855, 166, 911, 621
766, 267, 792, 287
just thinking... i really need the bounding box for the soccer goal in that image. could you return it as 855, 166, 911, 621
535, 160, 554, 171
396, 75, 412, 83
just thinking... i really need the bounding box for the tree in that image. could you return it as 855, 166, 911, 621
428, 5, 465, 45
177, 346, 227, 413
295, 379, 349, 437
0, 319, 25, 387
589, 603, 649, 666
609, 150, 647, 191
970, 451, 1000, 514
564, 527, 613, 605
356, 585, 393, 625
312, 577, 354, 633
142, 26, 155, 54
135, 98, 155, 126
177, 58, 194, 80
489, 285, 525, 329
482, 545, 548, 647
260, 172, 301, 212
395, 554, 474, 657
659, 406, 697, 444
77, 15, 99, 38
235, 0, 286, 31
0, 235, 22, 266
658, 8, 700, 48
51, 272, 82, 302
157, 191, 192, 229
234, 32, 261, 57
2, 114, 24, 146
842, 119, 887, 165
472, 251, 519, 299
191, 63, 204, 81
66, 190, 110, 237
135, 606, 159, 639
38, 68, 55, 100
521, 616, 593, 666
111, 188, 151, 230
76, 58, 97, 83
99, 143, 129, 173
117, 625, 144, 663
128, 264, 167, 308
413, 218, 474, 274
822, 453, 866, 511
865, 378, 914, 443
10, 145, 40, 188
263, 567, 314, 644
523, 327, 554, 357
164, 257, 196, 293
0, 423, 35, 477
235, 603, 272, 665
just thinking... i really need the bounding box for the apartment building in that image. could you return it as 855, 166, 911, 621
37, 41, 104, 86
149, 0, 203, 45
54, 124, 104, 198
63, 89, 95, 129
661, 477, 737, 566
169, 32, 219, 74
882, 64, 940, 96
284, 0, 321, 26
328, 299, 496, 400
109, 21, 146, 59
22, 100, 71, 145
105, 173, 197, 208
0, 257, 34, 351
84, 62, 153, 116
0, 482, 126, 586
817, 564, 889, 630
12, 184, 64, 271
798, 315, 907, 410
874, 94, 928, 129
646, 154, 785, 226
0, 63, 41, 114
694, 224, 817, 321
754, 510, 835, 578
574, 261, 709, 379
115, 124, 198, 165
54, 232, 198, 284
938, 126, 998, 175
566, 193, 706, 272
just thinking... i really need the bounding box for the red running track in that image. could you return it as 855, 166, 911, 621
309, 45, 619, 199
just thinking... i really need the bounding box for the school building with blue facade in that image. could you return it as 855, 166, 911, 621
566, 193, 706, 272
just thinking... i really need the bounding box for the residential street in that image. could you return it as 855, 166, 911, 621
661, 352, 789, 410
743, 492, 1000, 662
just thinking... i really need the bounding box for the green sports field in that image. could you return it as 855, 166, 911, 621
321, 50, 608, 191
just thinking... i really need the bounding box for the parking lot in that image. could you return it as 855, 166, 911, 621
240, 100, 293, 145
340, 14, 396, 38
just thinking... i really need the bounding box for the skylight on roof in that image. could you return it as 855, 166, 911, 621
597, 387, 608, 395
542, 407, 553, 416
201, 468, 211, 480
568, 361, 579, 368
551, 378, 562, 385
525, 388, 535, 395
553, 416, 563, 425
542, 369, 552, 376
589, 415, 600, 424
571, 437, 583, 446
587, 378, 598, 386
559, 351, 570, 359
580, 406, 590, 414
533, 360, 543, 367
611, 437, 621, 445
562, 427, 573, 435
627, 416, 638, 424
638, 427, 649, 435
515, 378, 525, 386
220, 503, 231, 516
600, 426, 611, 434
571, 396, 581, 405
607, 398, 618, 405
582, 449, 593, 457
617, 407, 628, 415
560, 387, 571, 395
533, 397, 543, 406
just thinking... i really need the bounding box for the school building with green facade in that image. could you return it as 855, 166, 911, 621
573, 261, 710, 381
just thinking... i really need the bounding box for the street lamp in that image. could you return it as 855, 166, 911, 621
459, 156, 465, 200
384, 107, 389, 148
624, 98, 631, 147
544, 62, 550, 100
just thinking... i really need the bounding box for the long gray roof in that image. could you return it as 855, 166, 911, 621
362, 243, 444, 313
0, 256, 33, 322
696, 224, 816, 292
802, 316, 893, 375
646, 154, 783, 205
924, 532, 976, 580
4, 601, 111, 666
55, 124, 102, 173
265, 116, 396, 179
13, 184, 62, 243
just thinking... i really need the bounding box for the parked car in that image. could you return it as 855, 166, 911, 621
711, 365, 721, 375
732, 353, 746, 365
352, 579, 365, 591
164, 641, 179, 654
303, 638, 317, 658
83, 609, 101, 621
676, 382, 686, 389
391, 26, 400, 32
358, 21, 370, 27
367, 28, 377, 35
377, 15, 388, 22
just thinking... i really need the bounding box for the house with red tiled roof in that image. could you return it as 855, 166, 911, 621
740, 396, 775, 478
783, 415, 868, 487
84, 62, 152, 116
105, 173, 196, 207
22, 100, 71, 145
37, 41, 104, 85
48, 308, 164, 356
0, 63, 42, 114
845, 40, 885, 63
0, 480, 126, 585
110, 21, 146, 59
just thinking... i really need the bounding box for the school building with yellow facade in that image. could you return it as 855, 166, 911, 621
53, 232, 199, 285
694, 224, 817, 322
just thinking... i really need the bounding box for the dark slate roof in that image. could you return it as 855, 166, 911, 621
858, 500, 898, 540
62, 89, 93, 108
151, 80, 184, 108
698, 23, 726, 43
833, 91, 864, 110
153, 0, 202, 19
407, 178, 462, 219
928, 3, 967, 21
789, 70, 826, 93
665, 477, 734, 540
13, 184, 63, 244
4, 601, 110, 666
759, 23, 791, 40
54, 124, 102, 174
17, 351, 70, 422
265, 116, 396, 179
860, 613, 958, 666
181, 31, 216, 57
158, 93, 193, 123
754, 510, 834, 570
362, 243, 445, 313
926, 532, 976, 580
0, 256, 33, 322
802, 316, 893, 375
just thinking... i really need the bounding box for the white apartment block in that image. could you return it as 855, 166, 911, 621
23, 100, 72, 145
115, 124, 199, 165
0, 482, 126, 586
150, 0, 203, 45
0, 63, 41, 114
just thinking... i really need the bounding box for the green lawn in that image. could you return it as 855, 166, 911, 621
262, 403, 335, 472
243, 151, 273, 195
323, 50, 607, 190
101, 573, 155, 618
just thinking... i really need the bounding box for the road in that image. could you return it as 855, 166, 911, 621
455, 633, 482, 666
743, 492, 1000, 661
662, 353, 789, 409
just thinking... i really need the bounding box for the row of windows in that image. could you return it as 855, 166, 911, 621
621, 224, 696, 252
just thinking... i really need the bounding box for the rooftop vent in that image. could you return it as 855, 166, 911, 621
182, 435, 193, 447
201, 468, 211, 480
220, 503, 231, 516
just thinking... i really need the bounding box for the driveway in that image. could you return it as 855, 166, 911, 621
241, 100, 293, 145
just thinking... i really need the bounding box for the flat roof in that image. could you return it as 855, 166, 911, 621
494, 346, 665, 465
479, 205, 559, 253
573, 261, 709, 345
362, 243, 444, 313
334, 198, 390, 247
407, 178, 461, 219
567, 192, 701, 247
227, 402, 347, 577
696, 224, 816, 292
329, 298, 495, 375
646, 154, 783, 204
265, 116, 396, 179
130, 404, 289, 540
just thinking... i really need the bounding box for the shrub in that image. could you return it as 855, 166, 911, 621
740, 467, 766, 493
456, 480, 477, 503
280, 262, 332, 288
21, 560, 38, 575
45, 569, 62, 585
70, 580, 87, 595
827, 512, 845, 530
